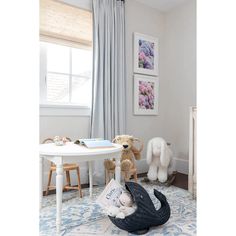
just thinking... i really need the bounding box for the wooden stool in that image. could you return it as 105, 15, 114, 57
43, 138, 82, 197
105, 167, 138, 185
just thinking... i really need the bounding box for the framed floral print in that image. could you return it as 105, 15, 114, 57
134, 74, 159, 115
133, 32, 158, 76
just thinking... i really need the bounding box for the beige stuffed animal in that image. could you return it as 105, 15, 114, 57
104, 135, 143, 173
106, 191, 137, 219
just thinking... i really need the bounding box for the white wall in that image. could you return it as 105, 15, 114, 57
125, 0, 196, 174
125, 0, 165, 174
162, 0, 196, 171
40, 0, 196, 190
40, 115, 90, 188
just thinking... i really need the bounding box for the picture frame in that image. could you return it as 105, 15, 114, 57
134, 74, 159, 115
133, 32, 158, 76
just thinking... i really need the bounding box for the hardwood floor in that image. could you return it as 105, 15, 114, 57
172, 172, 188, 190
136, 172, 188, 190
43, 172, 188, 196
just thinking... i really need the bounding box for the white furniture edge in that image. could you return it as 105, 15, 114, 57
39, 142, 122, 233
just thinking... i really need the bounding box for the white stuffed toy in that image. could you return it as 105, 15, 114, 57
106, 191, 136, 219
146, 137, 173, 183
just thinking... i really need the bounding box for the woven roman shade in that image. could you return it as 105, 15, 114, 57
40, 0, 92, 48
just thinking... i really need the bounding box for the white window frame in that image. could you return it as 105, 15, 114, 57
40, 42, 91, 117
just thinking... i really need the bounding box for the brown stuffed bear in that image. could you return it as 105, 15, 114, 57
104, 135, 144, 173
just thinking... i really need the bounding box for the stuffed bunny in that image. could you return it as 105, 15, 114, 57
147, 137, 173, 183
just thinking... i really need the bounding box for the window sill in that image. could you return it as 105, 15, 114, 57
40, 104, 91, 117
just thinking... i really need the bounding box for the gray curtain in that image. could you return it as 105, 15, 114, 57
90, 0, 126, 185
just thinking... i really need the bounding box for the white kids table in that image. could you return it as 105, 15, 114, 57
39, 142, 122, 233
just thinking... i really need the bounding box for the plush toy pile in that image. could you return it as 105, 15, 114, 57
106, 190, 137, 219
96, 179, 137, 219
108, 182, 171, 235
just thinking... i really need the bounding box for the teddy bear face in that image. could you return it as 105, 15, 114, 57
113, 135, 134, 151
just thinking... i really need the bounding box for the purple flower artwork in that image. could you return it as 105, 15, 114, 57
138, 39, 155, 70
138, 80, 155, 110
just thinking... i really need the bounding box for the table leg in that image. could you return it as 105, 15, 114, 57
88, 161, 93, 197
115, 157, 121, 183
39, 156, 43, 210
56, 159, 63, 234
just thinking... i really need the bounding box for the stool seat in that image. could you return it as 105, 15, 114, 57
50, 163, 79, 171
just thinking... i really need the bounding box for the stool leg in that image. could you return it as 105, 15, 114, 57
105, 169, 109, 185
76, 167, 82, 198
110, 171, 115, 182
46, 170, 53, 196
133, 172, 138, 182
66, 171, 71, 190
124, 171, 130, 182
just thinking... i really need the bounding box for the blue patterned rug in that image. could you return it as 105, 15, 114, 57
40, 181, 196, 236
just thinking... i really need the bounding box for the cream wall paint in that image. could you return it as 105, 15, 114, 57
40, 116, 90, 143
40, 0, 196, 189
162, 0, 196, 161
125, 0, 165, 173
40, 116, 90, 188
125, 0, 196, 174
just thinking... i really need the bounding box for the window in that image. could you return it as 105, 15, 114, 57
39, 0, 92, 110
40, 41, 92, 107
